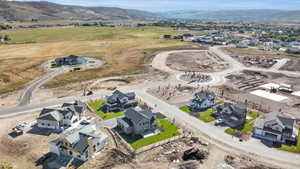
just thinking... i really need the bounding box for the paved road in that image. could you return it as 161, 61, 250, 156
19, 58, 105, 106
135, 90, 300, 169
271, 58, 290, 71
2, 46, 300, 168
19, 68, 67, 106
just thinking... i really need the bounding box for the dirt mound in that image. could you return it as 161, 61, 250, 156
99, 149, 134, 169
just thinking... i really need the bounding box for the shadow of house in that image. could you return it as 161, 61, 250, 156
214, 103, 247, 129
188, 90, 216, 113
102, 90, 137, 113
27, 124, 59, 136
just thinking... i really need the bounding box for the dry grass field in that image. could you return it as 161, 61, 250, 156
0, 26, 194, 94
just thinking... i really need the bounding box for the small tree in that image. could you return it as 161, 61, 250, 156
3, 35, 10, 41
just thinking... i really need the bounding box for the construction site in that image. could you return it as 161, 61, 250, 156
229, 54, 280, 68
179, 72, 212, 84
225, 70, 268, 91
148, 84, 200, 105
166, 51, 229, 72
79, 121, 281, 169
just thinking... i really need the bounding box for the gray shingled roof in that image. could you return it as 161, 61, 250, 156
37, 109, 63, 121
125, 107, 154, 124
193, 90, 215, 101
51, 123, 107, 154
265, 112, 294, 129
38, 101, 86, 122
107, 90, 135, 103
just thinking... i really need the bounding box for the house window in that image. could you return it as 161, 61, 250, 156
42, 123, 45, 125
48, 124, 50, 126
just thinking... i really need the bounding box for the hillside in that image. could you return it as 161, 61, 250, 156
158, 10, 300, 23
0, 1, 159, 22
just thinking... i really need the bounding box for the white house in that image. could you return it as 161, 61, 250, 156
37, 101, 86, 130
49, 123, 108, 161
253, 112, 297, 144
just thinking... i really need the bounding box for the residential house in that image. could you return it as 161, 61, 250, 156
49, 123, 108, 161
117, 107, 157, 136
102, 90, 137, 112
188, 90, 216, 112
37, 101, 86, 130
253, 112, 297, 144
214, 103, 247, 128
53, 55, 86, 67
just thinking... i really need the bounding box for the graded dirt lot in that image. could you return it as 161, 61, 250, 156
0, 108, 102, 169
0, 26, 194, 96
280, 59, 300, 72
224, 47, 300, 69
0, 112, 56, 169
166, 51, 228, 72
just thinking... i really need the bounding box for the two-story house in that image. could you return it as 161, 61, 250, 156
49, 123, 108, 161
37, 101, 86, 130
189, 90, 216, 112
214, 103, 247, 128
117, 107, 157, 136
102, 90, 137, 112
253, 112, 297, 144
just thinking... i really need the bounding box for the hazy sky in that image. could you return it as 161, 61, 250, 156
15, 0, 300, 11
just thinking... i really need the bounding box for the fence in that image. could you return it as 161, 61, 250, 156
113, 129, 135, 153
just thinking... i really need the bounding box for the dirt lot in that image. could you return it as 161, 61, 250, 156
166, 51, 228, 72
148, 84, 198, 105
0, 112, 57, 169
280, 59, 300, 72
0, 110, 283, 169
224, 47, 300, 69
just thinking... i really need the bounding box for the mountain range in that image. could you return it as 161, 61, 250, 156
1, 1, 300, 23
0, 1, 159, 22
158, 10, 300, 23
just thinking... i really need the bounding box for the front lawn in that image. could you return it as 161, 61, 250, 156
88, 100, 125, 120
279, 132, 300, 153
179, 105, 191, 113
225, 111, 259, 135
225, 122, 254, 135
130, 118, 181, 150
180, 105, 215, 123
51, 65, 61, 68
199, 108, 216, 123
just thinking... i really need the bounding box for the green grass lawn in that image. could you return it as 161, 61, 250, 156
88, 100, 125, 120
130, 118, 181, 150
225, 111, 259, 135
179, 105, 191, 113
279, 132, 300, 153
51, 65, 61, 68
199, 108, 216, 123
179, 106, 215, 123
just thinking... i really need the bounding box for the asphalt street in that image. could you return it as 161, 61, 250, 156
1, 46, 300, 168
